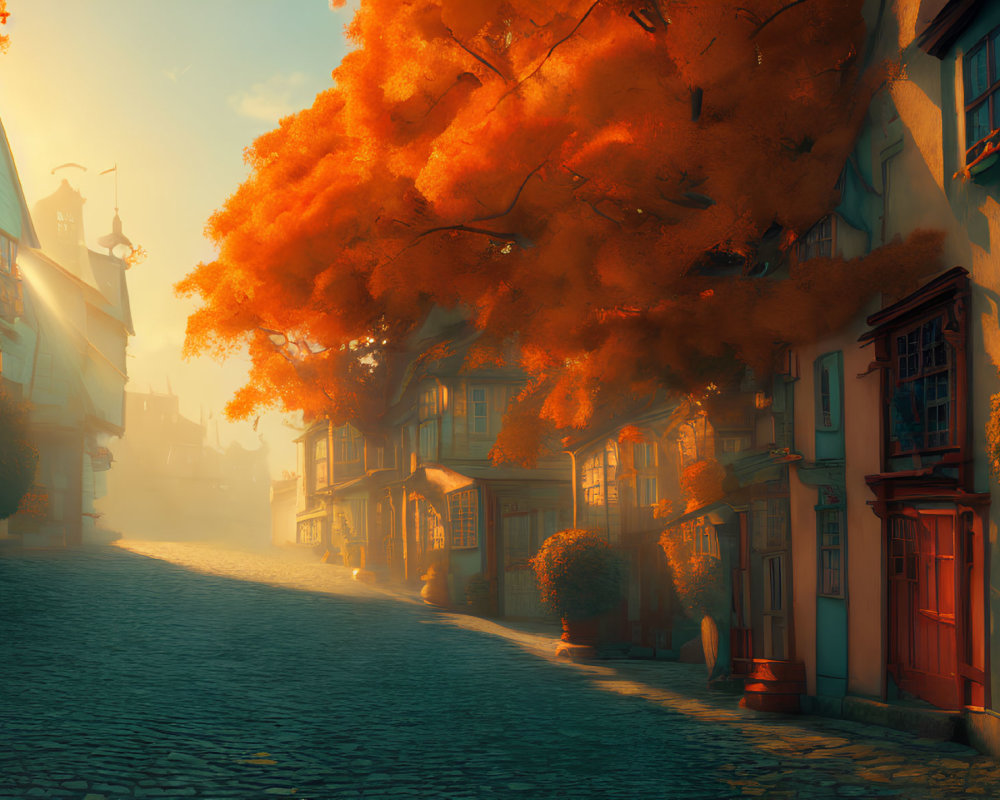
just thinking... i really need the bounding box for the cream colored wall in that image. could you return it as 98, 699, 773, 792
870, 0, 1000, 704
790, 314, 885, 698
843, 319, 885, 698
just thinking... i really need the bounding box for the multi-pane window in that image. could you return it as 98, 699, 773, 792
419, 386, 439, 419
580, 441, 618, 526
890, 516, 917, 580
298, 517, 322, 545
56, 210, 74, 238
0, 235, 14, 273
695, 518, 719, 557
815, 351, 842, 433
332, 425, 362, 463
418, 384, 441, 463
469, 387, 488, 434
818, 507, 844, 597
313, 437, 329, 490
680, 517, 720, 557
766, 498, 788, 548
820, 366, 832, 427
633, 441, 657, 506
964, 28, 1000, 163
426, 503, 445, 551
890, 315, 952, 452
677, 415, 714, 467
449, 488, 478, 548
797, 215, 835, 261
582, 451, 605, 508
418, 419, 439, 462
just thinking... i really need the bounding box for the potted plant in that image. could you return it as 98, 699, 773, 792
659, 523, 728, 678
530, 529, 626, 646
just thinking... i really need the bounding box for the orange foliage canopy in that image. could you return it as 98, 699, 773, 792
179, 0, 935, 460
0, 2, 10, 54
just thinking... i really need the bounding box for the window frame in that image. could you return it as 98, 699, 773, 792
331, 425, 362, 464
632, 440, 658, 507
418, 418, 439, 463
312, 436, 329, 491
419, 385, 439, 419
469, 385, 489, 436
797, 215, 836, 262
963, 26, 1000, 164
814, 351, 843, 432
448, 488, 479, 549
816, 502, 845, 599
888, 312, 955, 455
0, 235, 15, 274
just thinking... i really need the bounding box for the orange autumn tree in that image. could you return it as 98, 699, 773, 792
179, 0, 939, 461
0, 2, 10, 54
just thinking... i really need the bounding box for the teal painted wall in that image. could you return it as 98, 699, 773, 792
816, 595, 848, 696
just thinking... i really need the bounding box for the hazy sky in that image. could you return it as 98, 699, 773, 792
0, 0, 358, 476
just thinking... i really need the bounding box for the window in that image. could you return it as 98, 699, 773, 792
963, 28, 1000, 163
890, 516, 917, 579
419, 386, 439, 419
818, 507, 844, 597
298, 517, 322, 545
469, 386, 488, 434
0, 235, 14, 274
766, 498, 788, 548
798, 215, 835, 261
56, 210, 75, 238
890, 315, 953, 452
680, 516, 719, 557
633, 441, 657, 506
420, 501, 445, 552
449, 488, 478, 548
313, 437, 328, 490
721, 436, 749, 456
582, 441, 618, 508
418, 419, 439, 462
815, 352, 842, 431
332, 425, 361, 463
677, 414, 715, 467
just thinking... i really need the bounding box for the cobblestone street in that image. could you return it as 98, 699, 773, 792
2, 542, 1000, 799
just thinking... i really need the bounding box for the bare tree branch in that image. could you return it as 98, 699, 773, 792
629, 10, 656, 32
471, 160, 547, 223
517, 1, 601, 89
448, 31, 510, 82
585, 201, 622, 226
750, 0, 814, 38
416, 224, 531, 248
647, 1, 670, 28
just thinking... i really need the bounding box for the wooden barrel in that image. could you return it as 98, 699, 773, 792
739, 659, 805, 713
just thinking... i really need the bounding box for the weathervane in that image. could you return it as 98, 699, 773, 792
97, 163, 133, 258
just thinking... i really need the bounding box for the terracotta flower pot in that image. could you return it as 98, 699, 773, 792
561, 616, 600, 646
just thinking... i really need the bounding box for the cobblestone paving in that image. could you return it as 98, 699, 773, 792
1, 542, 999, 799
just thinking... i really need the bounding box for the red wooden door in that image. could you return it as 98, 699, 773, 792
889, 513, 958, 709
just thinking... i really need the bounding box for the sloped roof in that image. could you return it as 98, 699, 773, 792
917, 0, 985, 57
0, 117, 39, 247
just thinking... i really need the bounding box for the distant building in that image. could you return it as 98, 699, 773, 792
270, 474, 298, 546
102, 390, 270, 544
